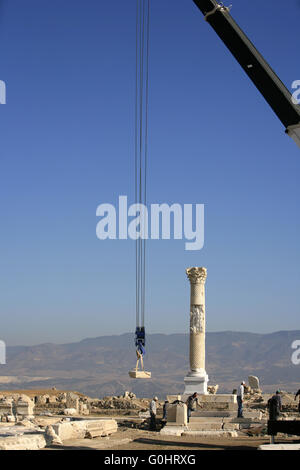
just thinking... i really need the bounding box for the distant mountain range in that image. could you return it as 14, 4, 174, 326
0, 331, 299, 398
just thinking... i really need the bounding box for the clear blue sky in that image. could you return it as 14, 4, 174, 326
0, 0, 299, 345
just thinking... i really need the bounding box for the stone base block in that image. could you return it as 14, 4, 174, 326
128, 371, 151, 379
183, 373, 208, 396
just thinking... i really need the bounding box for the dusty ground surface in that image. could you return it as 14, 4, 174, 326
1, 388, 299, 451
48, 428, 300, 451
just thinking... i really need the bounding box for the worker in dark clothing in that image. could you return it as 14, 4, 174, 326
186, 393, 198, 423
268, 390, 282, 421
149, 396, 158, 431
295, 389, 300, 414
162, 400, 169, 421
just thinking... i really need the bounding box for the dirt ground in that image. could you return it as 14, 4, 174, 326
48, 428, 300, 451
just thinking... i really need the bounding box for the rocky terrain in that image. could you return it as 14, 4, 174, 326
0, 387, 299, 450
0, 330, 299, 398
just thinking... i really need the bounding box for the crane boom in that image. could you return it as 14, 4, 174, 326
193, 0, 300, 148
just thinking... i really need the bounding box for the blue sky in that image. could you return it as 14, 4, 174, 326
0, 0, 299, 345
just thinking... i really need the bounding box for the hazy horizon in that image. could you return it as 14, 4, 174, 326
4, 328, 300, 348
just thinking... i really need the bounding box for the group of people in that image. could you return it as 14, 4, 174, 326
147, 386, 300, 431
148, 397, 170, 431
148, 393, 197, 430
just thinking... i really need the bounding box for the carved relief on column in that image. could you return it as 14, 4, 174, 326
190, 305, 205, 334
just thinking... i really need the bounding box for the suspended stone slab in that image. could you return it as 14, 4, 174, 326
128, 370, 151, 379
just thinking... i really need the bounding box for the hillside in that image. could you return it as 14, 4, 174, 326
0, 331, 299, 398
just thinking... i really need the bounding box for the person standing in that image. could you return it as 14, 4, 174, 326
237, 381, 245, 418
149, 396, 158, 431
186, 392, 198, 423
162, 400, 169, 421
268, 390, 282, 421
294, 389, 300, 414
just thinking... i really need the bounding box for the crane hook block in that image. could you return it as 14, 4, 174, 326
135, 326, 146, 347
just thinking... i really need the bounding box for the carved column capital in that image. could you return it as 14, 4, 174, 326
186, 267, 207, 285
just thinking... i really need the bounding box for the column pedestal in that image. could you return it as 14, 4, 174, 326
183, 371, 209, 395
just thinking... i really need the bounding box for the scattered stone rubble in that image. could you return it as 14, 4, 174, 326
0, 389, 120, 450
0, 385, 299, 450
0, 395, 34, 422
0, 391, 90, 421
207, 385, 219, 395
0, 388, 156, 450
89, 391, 150, 413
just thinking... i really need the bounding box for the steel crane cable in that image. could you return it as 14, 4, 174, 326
135, 0, 150, 331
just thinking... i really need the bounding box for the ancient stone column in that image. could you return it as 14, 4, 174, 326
183, 267, 209, 395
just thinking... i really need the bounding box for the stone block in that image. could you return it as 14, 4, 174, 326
128, 370, 151, 379
160, 426, 185, 436
207, 385, 219, 395
52, 421, 87, 440
183, 373, 208, 396
189, 416, 224, 423
0, 399, 13, 416
0, 434, 47, 450
183, 430, 238, 438
85, 419, 118, 438
231, 417, 264, 424
188, 422, 223, 431
166, 405, 177, 423
166, 395, 181, 403
166, 403, 187, 426
258, 444, 300, 451
15, 400, 34, 418
191, 411, 236, 418
7, 415, 15, 423
243, 410, 263, 420
66, 392, 79, 411
248, 376, 260, 391
45, 426, 63, 446
79, 403, 89, 416
223, 423, 240, 431
52, 419, 117, 441
199, 394, 237, 404
176, 404, 187, 426
64, 408, 77, 416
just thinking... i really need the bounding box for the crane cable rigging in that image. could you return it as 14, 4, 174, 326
134, 0, 150, 355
